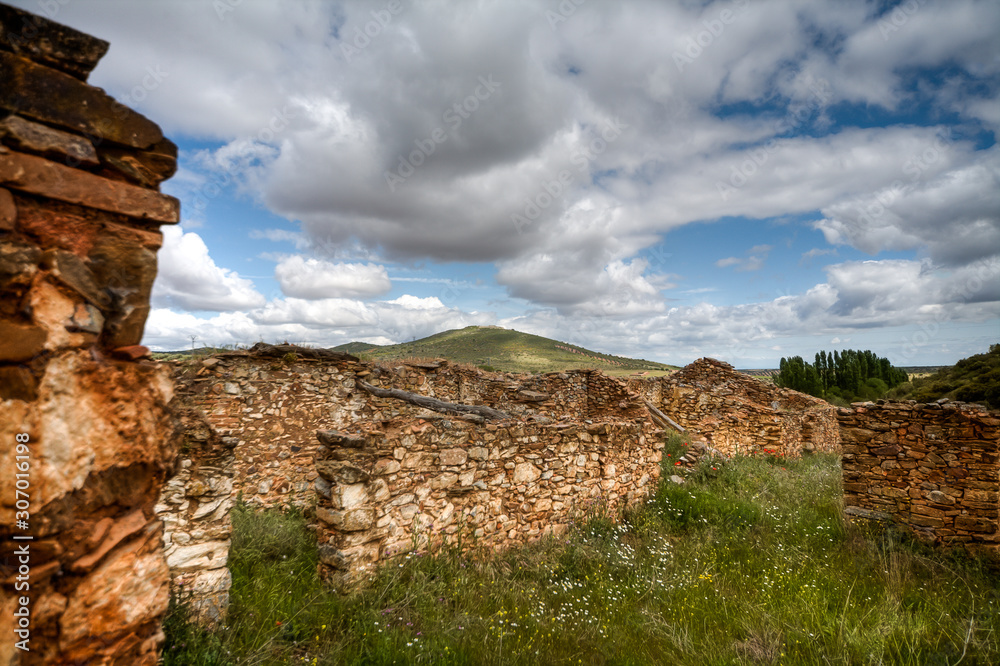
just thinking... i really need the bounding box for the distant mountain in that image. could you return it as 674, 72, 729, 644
330, 341, 386, 355
330, 326, 677, 376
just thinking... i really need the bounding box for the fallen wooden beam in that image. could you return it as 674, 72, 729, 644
356, 379, 510, 422
644, 400, 686, 433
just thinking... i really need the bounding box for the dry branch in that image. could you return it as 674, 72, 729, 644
644, 399, 686, 433
356, 379, 510, 421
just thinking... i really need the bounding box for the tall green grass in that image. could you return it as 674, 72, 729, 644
164, 444, 1000, 664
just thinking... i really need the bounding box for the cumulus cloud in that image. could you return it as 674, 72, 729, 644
274, 257, 392, 299
502, 257, 1000, 366
29, 0, 996, 363
146, 293, 495, 351
152, 226, 266, 311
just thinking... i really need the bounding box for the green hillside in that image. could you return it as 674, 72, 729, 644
331, 326, 677, 376
887, 344, 1000, 409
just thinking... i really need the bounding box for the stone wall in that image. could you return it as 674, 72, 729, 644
634, 357, 840, 456
839, 400, 1000, 554
0, 5, 179, 664
313, 415, 661, 587
160, 352, 664, 603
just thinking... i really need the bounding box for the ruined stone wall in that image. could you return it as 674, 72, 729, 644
839, 400, 1000, 554
0, 5, 180, 664
639, 358, 840, 456
160, 353, 663, 603
313, 416, 662, 587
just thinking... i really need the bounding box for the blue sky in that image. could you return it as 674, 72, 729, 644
21, 0, 999, 367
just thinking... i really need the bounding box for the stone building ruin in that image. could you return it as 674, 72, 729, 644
6, 6, 995, 663
632, 357, 841, 457
159, 347, 668, 619
840, 400, 999, 555
0, 4, 180, 664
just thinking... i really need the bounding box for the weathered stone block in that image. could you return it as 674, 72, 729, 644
0, 4, 109, 79
430, 472, 459, 489
0, 150, 179, 223
0, 113, 99, 165
439, 448, 468, 466
513, 462, 541, 484
0, 186, 15, 230
955, 516, 996, 533
0, 319, 47, 361
374, 458, 400, 475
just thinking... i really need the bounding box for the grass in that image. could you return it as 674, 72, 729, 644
163, 441, 1000, 664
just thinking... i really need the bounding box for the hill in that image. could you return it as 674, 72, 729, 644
887, 344, 1000, 409
330, 326, 677, 376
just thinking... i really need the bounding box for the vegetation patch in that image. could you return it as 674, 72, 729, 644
888, 344, 1000, 409
163, 453, 1000, 664
775, 349, 910, 405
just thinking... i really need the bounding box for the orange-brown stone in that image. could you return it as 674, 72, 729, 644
0, 150, 180, 223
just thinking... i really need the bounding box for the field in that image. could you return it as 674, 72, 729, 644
163, 441, 1000, 665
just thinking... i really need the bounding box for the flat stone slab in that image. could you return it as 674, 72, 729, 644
0, 51, 163, 148
0, 4, 109, 80
0, 150, 180, 223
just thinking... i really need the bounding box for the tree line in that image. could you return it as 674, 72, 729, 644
776, 349, 909, 404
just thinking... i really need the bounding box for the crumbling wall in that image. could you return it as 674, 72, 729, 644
0, 5, 180, 664
154, 405, 235, 627
642, 357, 839, 456
313, 417, 662, 587
161, 353, 663, 601
839, 400, 999, 554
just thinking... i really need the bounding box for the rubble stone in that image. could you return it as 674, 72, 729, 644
839, 401, 999, 556
0, 7, 180, 663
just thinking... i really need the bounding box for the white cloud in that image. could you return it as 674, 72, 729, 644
152, 226, 266, 311
145, 293, 495, 351
274, 257, 392, 299
715, 244, 771, 272
29, 0, 996, 363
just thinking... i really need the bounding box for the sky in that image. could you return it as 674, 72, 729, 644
18, 0, 1000, 367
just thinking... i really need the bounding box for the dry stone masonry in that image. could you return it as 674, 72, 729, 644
634, 358, 840, 457
0, 5, 180, 664
162, 350, 666, 604
839, 400, 1000, 555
